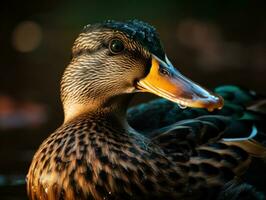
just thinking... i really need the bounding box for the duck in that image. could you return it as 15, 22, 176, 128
27, 20, 266, 200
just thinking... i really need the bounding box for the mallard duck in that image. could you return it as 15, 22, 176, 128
27, 20, 266, 200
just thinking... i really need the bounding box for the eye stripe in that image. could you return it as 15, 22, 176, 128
72, 45, 105, 58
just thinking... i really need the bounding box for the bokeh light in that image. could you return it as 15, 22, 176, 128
12, 21, 42, 53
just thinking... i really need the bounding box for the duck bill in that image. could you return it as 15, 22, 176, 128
137, 55, 224, 111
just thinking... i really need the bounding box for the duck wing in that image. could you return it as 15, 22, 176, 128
128, 85, 266, 142
128, 85, 266, 199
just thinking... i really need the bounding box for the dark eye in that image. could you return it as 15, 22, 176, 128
109, 39, 124, 54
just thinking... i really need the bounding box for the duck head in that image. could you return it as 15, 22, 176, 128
61, 20, 223, 122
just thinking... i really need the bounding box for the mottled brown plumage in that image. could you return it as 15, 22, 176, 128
27, 20, 266, 200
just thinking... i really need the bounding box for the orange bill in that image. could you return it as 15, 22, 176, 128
136, 55, 224, 111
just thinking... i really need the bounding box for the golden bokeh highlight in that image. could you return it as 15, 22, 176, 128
12, 21, 42, 52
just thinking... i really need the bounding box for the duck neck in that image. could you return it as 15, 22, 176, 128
63, 93, 134, 126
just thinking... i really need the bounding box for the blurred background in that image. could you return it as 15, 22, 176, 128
0, 0, 266, 199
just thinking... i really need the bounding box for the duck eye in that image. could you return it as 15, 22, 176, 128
109, 39, 124, 54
